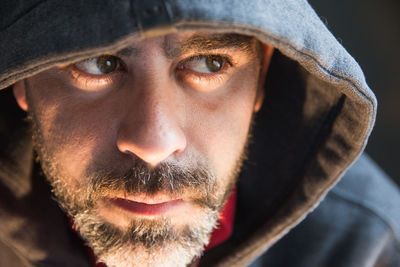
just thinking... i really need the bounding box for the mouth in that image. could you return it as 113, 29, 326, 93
109, 197, 185, 216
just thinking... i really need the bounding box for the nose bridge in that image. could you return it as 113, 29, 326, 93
117, 78, 186, 166
137, 87, 173, 138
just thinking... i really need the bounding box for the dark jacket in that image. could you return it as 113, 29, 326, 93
0, 0, 399, 266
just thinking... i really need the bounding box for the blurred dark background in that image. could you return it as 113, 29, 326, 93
308, 0, 400, 186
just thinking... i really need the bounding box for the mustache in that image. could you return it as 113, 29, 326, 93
84, 160, 218, 208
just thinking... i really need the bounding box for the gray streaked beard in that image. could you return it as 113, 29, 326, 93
27, 111, 244, 267
60, 163, 222, 267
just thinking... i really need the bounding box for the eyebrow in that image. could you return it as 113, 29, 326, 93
116, 33, 259, 59
164, 33, 258, 58
116, 46, 140, 58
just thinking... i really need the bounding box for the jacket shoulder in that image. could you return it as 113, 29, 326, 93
332, 153, 400, 243
251, 154, 400, 267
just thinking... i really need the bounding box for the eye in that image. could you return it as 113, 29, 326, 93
176, 54, 235, 92
185, 55, 226, 74
65, 55, 126, 92
74, 55, 121, 75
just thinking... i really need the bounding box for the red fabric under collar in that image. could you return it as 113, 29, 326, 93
204, 187, 237, 250
86, 188, 237, 266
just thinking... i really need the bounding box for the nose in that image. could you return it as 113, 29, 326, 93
116, 83, 187, 167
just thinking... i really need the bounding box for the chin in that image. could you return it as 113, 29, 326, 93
99, 242, 201, 267
73, 206, 219, 267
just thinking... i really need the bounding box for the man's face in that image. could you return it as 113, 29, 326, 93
13, 31, 270, 267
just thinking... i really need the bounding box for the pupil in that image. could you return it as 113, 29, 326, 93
206, 56, 222, 72
97, 55, 117, 74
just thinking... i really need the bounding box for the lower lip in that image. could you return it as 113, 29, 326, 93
109, 198, 184, 215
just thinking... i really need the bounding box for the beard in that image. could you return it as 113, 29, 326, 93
28, 113, 247, 267
54, 162, 224, 267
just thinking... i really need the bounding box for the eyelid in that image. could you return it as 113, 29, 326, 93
178, 54, 233, 76
70, 66, 121, 89
74, 55, 126, 74
180, 54, 234, 68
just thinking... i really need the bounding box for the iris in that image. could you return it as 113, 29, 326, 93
96, 55, 119, 74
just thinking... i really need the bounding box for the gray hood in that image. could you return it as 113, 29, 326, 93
0, 0, 376, 266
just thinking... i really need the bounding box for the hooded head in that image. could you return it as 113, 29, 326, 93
11, 31, 274, 266
0, 1, 376, 266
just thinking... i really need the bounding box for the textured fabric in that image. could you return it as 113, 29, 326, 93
248, 154, 400, 267
0, 0, 399, 266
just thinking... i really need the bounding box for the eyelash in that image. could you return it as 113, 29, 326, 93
178, 54, 232, 74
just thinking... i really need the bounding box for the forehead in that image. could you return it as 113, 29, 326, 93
117, 32, 259, 58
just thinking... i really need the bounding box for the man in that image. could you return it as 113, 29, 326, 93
0, 1, 399, 267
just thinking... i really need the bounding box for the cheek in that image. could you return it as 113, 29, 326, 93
185, 66, 259, 182
27, 75, 119, 180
